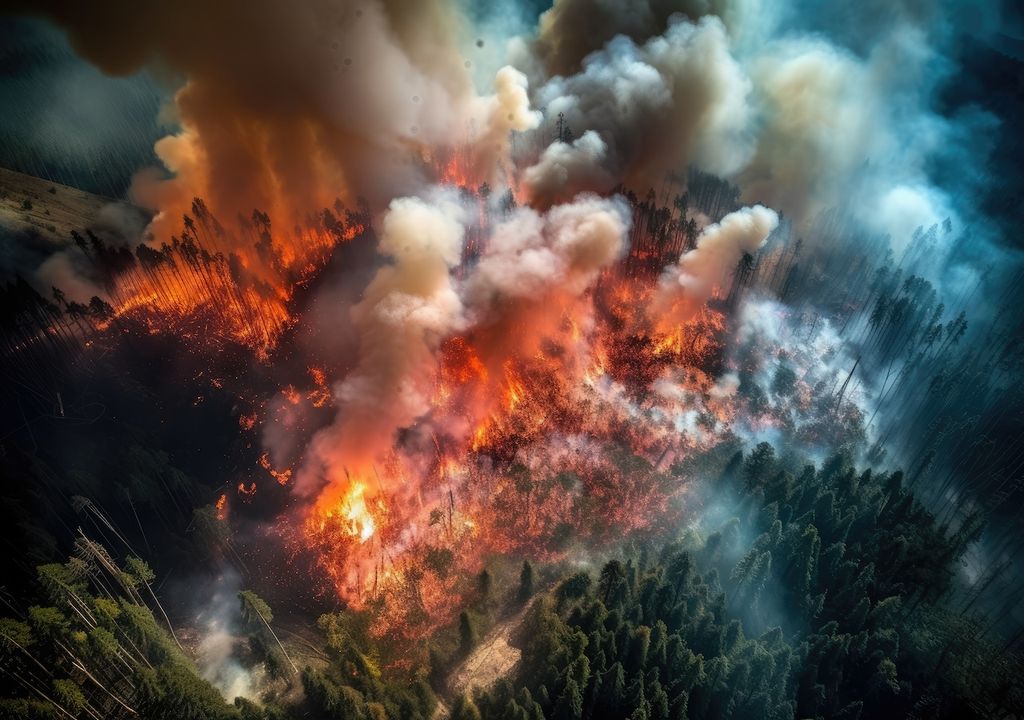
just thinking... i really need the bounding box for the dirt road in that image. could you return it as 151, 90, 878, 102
433, 601, 533, 718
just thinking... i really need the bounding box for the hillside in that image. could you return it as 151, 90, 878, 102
0, 166, 150, 276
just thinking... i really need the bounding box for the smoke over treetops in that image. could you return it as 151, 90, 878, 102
4, 0, 1022, 654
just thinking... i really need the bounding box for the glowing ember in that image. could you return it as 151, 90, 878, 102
258, 452, 293, 486
237, 482, 257, 501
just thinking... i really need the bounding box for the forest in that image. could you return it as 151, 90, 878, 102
3, 154, 1024, 717
3, 0, 1024, 718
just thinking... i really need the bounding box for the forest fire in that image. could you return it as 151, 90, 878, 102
291, 226, 745, 631
6, 127, 771, 639
79, 199, 368, 359
3, 2, 1022, 716
109, 151, 773, 636
0, 23, 782, 640
315, 480, 378, 545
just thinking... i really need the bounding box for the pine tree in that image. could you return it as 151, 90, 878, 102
519, 561, 535, 604
459, 611, 477, 654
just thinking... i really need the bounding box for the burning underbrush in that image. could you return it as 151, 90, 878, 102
273, 273, 871, 641
20, 121, 825, 643
52, 169, 798, 641
23, 161, 865, 644
83, 200, 369, 359
282, 261, 747, 638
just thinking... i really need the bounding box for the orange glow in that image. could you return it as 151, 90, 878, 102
297, 266, 733, 632
435, 147, 477, 191
258, 452, 293, 485
96, 200, 366, 360
282, 385, 301, 405
310, 479, 380, 546
257, 183, 743, 638
306, 366, 332, 407
237, 482, 257, 500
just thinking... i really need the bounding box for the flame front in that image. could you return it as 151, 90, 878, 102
312, 480, 379, 545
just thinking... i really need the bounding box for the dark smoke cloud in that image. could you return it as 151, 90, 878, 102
509, 0, 1021, 302
529, 0, 727, 77
9, 0, 479, 242
527, 16, 752, 197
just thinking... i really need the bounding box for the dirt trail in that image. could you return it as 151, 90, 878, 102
433, 601, 534, 718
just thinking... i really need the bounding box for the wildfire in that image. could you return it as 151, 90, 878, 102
347, 486, 377, 544
184, 172, 762, 638
258, 452, 293, 486
434, 147, 477, 191
17, 20, 804, 644
291, 256, 737, 634
502, 361, 527, 411
311, 479, 379, 545
85, 198, 367, 360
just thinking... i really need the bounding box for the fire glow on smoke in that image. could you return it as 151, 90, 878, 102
106, 140, 777, 636
42, 0, 927, 638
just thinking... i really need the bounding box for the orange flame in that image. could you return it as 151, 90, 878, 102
258, 452, 293, 485
313, 479, 378, 545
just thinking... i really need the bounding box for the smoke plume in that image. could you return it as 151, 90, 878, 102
301, 191, 467, 496
655, 205, 778, 326
14, 0, 477, 248
530, 16, 753, 193
521, 131, 613, 208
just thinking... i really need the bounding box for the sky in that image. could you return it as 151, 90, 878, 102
0, 16, 165, 197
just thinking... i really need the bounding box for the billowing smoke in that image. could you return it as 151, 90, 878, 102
194, 569, 254, 703
303, 190, 630, 496
736, 33, 963, 264
13, 0, 477, 246
11, 0, 1020, 630
17, 0, 998, 278
529, 16, 753, 193
528, 0, 730, 77
471, 65, 542, 183
514, 0, 1007, 286
293, 189, 631, 602
458, 193, 630, 414
521, 130, 612, 208
301, 191, 467, 496
655, 205, 778, 327
466, 194, 629, 309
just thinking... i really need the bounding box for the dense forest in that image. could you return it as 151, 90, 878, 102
4, 441, 1022, 718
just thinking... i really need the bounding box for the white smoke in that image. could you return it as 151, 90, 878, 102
737, 32, 962, 263
301, 190, 468, 493
466, 193, 629, 309
195, 569, 254, 702
472, 65, 543, 182
521, 130, 613, 208
655, 204, 778, 325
